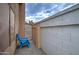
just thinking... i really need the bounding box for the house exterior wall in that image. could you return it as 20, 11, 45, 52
19, 3, 25, 38
5, 3, 25, 54
40, 9, 79, 27
37, 4, 79, 54
32, 24, 41, 48
9, 3, 19, 36
25, 23, 32, 40
5, 3, 19, 54
0, 4, 9, 52
0, 3, 25, 54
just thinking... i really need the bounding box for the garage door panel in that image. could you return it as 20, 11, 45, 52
40, 25, 79, 54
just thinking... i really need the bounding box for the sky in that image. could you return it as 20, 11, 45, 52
25, 3, 75, 23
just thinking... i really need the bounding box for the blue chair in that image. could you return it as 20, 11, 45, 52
16, 34, 30, 48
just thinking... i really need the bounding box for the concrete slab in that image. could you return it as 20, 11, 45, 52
15, 41, 46, 55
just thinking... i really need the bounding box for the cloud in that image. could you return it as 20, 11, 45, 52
25, 4, 59, 23
25, 16, 36, 23
25, 10, 51, 23
25, 3, 75, 23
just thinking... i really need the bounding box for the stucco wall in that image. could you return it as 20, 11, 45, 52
4, 4, 19, 54
0, 4, 9, 52
40, 8, 79, 27
38, 4, 79, 54
0, 3, 25, 54
19, 4, 25, 37
5, 40, 16, 54
25, 23, 32, 40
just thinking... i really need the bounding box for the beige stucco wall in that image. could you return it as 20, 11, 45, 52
37, 4, 79, 54
5, 40, 16, 54
19, 4, 25, 38
4, 4, 19, 54
25, 23, 32, 40
0, 4, 9, 52
0, 3, 25, 54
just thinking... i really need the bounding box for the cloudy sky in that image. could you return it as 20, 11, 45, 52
25, 3, 75, 23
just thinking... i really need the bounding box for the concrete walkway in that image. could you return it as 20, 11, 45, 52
15, 41, 46, 55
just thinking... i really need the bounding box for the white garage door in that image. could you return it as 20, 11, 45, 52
40, 25, 79, 55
